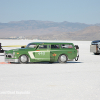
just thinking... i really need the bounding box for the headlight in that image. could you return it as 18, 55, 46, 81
5, 53, 15, 58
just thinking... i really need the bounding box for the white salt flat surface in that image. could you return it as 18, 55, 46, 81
0, 40, 100, 100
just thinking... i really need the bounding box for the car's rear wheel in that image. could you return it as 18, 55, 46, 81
58, 54, 67, 63
19, 55, 29, 64
94, 53, 100, 55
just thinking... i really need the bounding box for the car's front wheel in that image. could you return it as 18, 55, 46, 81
19, 55, 29, 64
58, 54, 67, 63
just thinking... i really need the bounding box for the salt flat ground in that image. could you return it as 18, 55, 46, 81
0, 40, 100, 100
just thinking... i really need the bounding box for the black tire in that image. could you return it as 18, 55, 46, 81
18, 55, 29, 64
94, 53, 100, 55
58, 54, 67, 63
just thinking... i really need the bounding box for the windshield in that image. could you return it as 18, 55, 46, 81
26, 43, 37, 48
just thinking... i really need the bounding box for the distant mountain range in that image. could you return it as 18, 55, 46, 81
0, 20, 100, 40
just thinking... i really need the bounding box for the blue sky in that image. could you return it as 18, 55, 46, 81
0, 0, 100, 24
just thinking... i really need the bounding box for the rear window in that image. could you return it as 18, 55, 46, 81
61, 44, 73, 48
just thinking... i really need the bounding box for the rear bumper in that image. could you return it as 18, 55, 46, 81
90, 45, 98, 53
5, 59, 18, 62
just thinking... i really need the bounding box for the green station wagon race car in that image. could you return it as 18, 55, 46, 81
4, 42, 79, 63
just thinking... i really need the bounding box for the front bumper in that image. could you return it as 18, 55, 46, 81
4, 51, 19, 62
5, 59, 18, 63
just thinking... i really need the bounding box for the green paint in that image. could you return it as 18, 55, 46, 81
5, 42, 79, 63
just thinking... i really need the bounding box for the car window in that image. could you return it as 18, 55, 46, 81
38, 45, 47, 49
61, 44, 73, 48
51, 45, 59, 49
26, 44, 37, 48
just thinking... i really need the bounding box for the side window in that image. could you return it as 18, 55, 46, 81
26, 44, 37, 48
38, 45, 47, 49
28, 44, 37, 48
61, 44, 73, 48
51, 45, 59, 49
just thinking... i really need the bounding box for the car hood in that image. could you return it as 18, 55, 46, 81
5, 48, 35, 53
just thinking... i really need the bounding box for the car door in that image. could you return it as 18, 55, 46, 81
35, 44, 50, 61
50, 44, 60, 62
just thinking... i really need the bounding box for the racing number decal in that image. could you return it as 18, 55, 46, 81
38, 52, 45, 55
28, 51, 46, 59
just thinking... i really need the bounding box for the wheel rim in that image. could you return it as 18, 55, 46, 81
60, 55, 67, 62
20, 55, 27, 62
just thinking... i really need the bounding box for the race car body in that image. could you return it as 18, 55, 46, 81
5, 42, 79, 63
